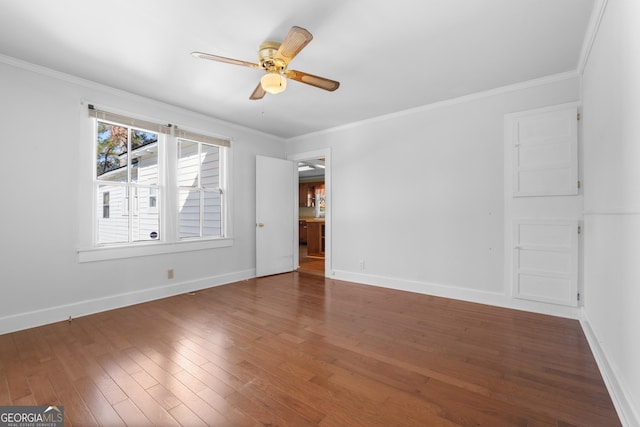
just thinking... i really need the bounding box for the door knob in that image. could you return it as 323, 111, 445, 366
257, 223, 264, 227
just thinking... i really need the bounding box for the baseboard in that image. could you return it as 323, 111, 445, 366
331, 270, 582, 319
0, 269, 255, 335
580, 315, 639, 427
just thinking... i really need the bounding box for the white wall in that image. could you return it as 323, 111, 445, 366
0, 58, 284, 334
286, 76, 580, 314
582, 0, 640, 424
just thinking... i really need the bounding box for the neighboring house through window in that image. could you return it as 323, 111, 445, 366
178, 139, 224, 239
90, 106, 229, 249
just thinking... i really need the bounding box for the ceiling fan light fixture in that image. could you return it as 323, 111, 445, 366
193, 26, 339, 100
261, 72, 287, 94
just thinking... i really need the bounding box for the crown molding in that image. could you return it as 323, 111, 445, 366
0, 53, 283, 142
288, 70, 579, 143
577, 0, 609, 74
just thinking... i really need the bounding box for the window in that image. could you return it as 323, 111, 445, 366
178, 139, 224, 239
149, 187, 157, 209
89, 106, 230, 251
95, 120, 159, 244
102, 192, 110, 219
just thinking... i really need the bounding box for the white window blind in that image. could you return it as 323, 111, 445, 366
88, 105, 230, 147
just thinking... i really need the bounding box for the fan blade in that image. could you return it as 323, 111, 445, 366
249, 82, 266, 100
191, 51, 262, 69
285, 70, 340, 92
275, 26, 313, 65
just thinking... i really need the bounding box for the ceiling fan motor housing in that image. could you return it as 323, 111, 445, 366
259, 41, 285, 72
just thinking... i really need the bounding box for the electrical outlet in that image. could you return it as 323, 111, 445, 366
359, 260, 365, 270
167, 269, 174, 279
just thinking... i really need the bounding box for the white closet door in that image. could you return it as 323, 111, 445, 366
512, 106, 578, 196
513, 220, 578, 307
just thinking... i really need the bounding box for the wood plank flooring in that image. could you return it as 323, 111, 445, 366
298, 244, 325, 275
0, 273, 621, 426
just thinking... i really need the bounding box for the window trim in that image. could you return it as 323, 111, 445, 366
77, 238, 233, 263
78, 104, 233, 263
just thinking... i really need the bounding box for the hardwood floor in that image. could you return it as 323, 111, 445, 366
0, 273, 621, 426
298, 244, 325, 275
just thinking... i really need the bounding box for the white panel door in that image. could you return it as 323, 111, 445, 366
513, 220, 579, 306
256, 156, 296, 277
512, 106, 578, 196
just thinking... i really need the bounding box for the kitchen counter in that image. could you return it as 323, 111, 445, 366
301, 217, 325, 223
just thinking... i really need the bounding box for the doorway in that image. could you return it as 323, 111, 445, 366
288, 149, 331, 277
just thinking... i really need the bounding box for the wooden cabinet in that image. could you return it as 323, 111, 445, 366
299, 181, 325, 207
306, 220, 325, 257
299, 183, 310, 207
298, 220, 307, 244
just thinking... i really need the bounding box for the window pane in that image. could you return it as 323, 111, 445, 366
133, 186, 160, 241
179, 189, 201, 238
97, 184, 128, 244
177, 140, 224, 239
131, 129, 158, 151
178, 140, 199, 186
201, 144, 219, 189
131, 129, 159, 184
203, 190, 221, 237
96, 122, 128, 181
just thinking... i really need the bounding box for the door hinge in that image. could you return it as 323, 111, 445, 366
578, 225, 582, 234
577, 112, 581, 121
577, 292, 581, 301
577, 180, 581, 189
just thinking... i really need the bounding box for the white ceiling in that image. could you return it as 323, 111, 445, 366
0, 0, 595, 139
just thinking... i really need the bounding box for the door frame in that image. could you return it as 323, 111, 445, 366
288, 148, 331, 277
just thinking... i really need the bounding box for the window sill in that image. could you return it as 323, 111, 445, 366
77, 237, 233, 263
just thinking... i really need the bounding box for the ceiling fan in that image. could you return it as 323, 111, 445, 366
192, 26, 340, 100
